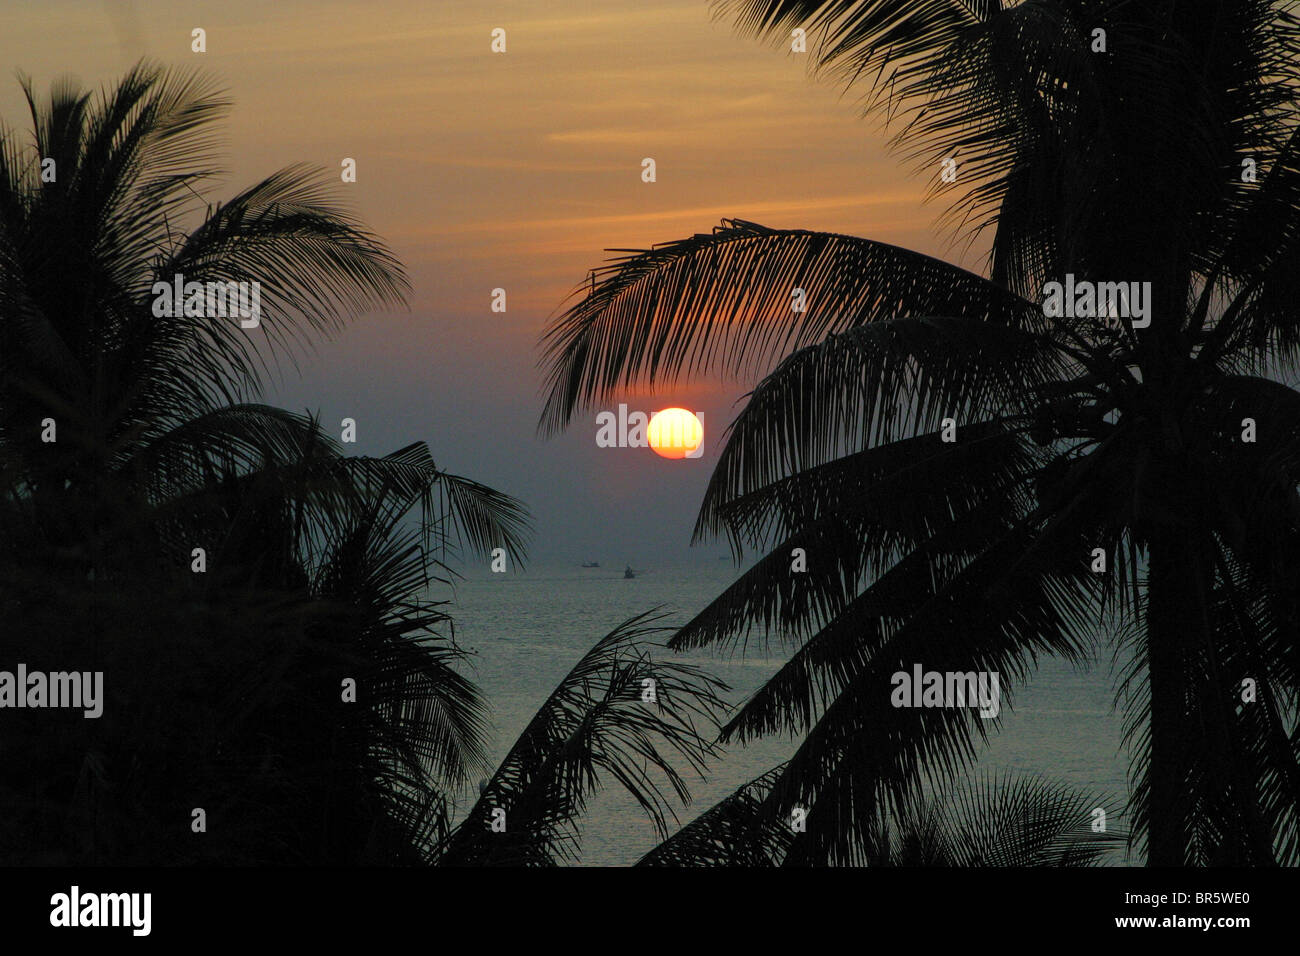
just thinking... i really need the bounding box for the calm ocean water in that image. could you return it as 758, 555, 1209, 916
446, 560, 1134, 865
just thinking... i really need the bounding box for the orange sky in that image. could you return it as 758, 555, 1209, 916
2, 0, 989, 562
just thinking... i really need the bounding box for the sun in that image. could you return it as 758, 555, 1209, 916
647, 408, 703, 459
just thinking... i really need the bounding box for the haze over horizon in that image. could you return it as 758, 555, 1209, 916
2, 0, 991, 565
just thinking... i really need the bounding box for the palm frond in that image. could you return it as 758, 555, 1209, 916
538, 219, 1046, 434
638, 764, 794, 866
433, 611, 729, 865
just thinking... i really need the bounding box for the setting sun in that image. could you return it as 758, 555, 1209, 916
647, 408, 703, 459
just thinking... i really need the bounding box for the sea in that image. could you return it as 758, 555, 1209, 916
445, 559, 1134, 865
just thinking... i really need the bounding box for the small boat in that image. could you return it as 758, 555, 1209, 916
581, 561, 600, 568
624, 565, 636, 579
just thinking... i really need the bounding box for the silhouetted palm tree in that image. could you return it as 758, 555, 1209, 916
539, 2, 1300, 865
0, 62, 536, 863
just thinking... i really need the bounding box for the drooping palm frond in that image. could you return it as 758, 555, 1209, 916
1198, 123, 1300, 367
691, 318, 1072, 540
747, 526, 1102, 865
432, 611, 730, 865
675, 421, 1037, 656
131, 403, 344, 499
538, 219, 1052, 434
871, 772, 1126, 866
715, 2, 1300, 298
643, 764, 1125, 866
152, 163, 409, 406
324, 441, 533, 575
124, 409, 534, 592
638, 764, 794, 866
714, 1, 1092, 289
432, 469, 534, 570
1206, 179, 1300, 373
714, 0, 996, 101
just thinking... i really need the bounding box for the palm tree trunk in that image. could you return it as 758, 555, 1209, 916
1145, 526, 1196, 866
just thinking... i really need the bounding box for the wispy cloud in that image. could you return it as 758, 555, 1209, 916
396, 191, 923, 242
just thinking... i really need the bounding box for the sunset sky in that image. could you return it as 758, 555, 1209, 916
2, 0, 990, 564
